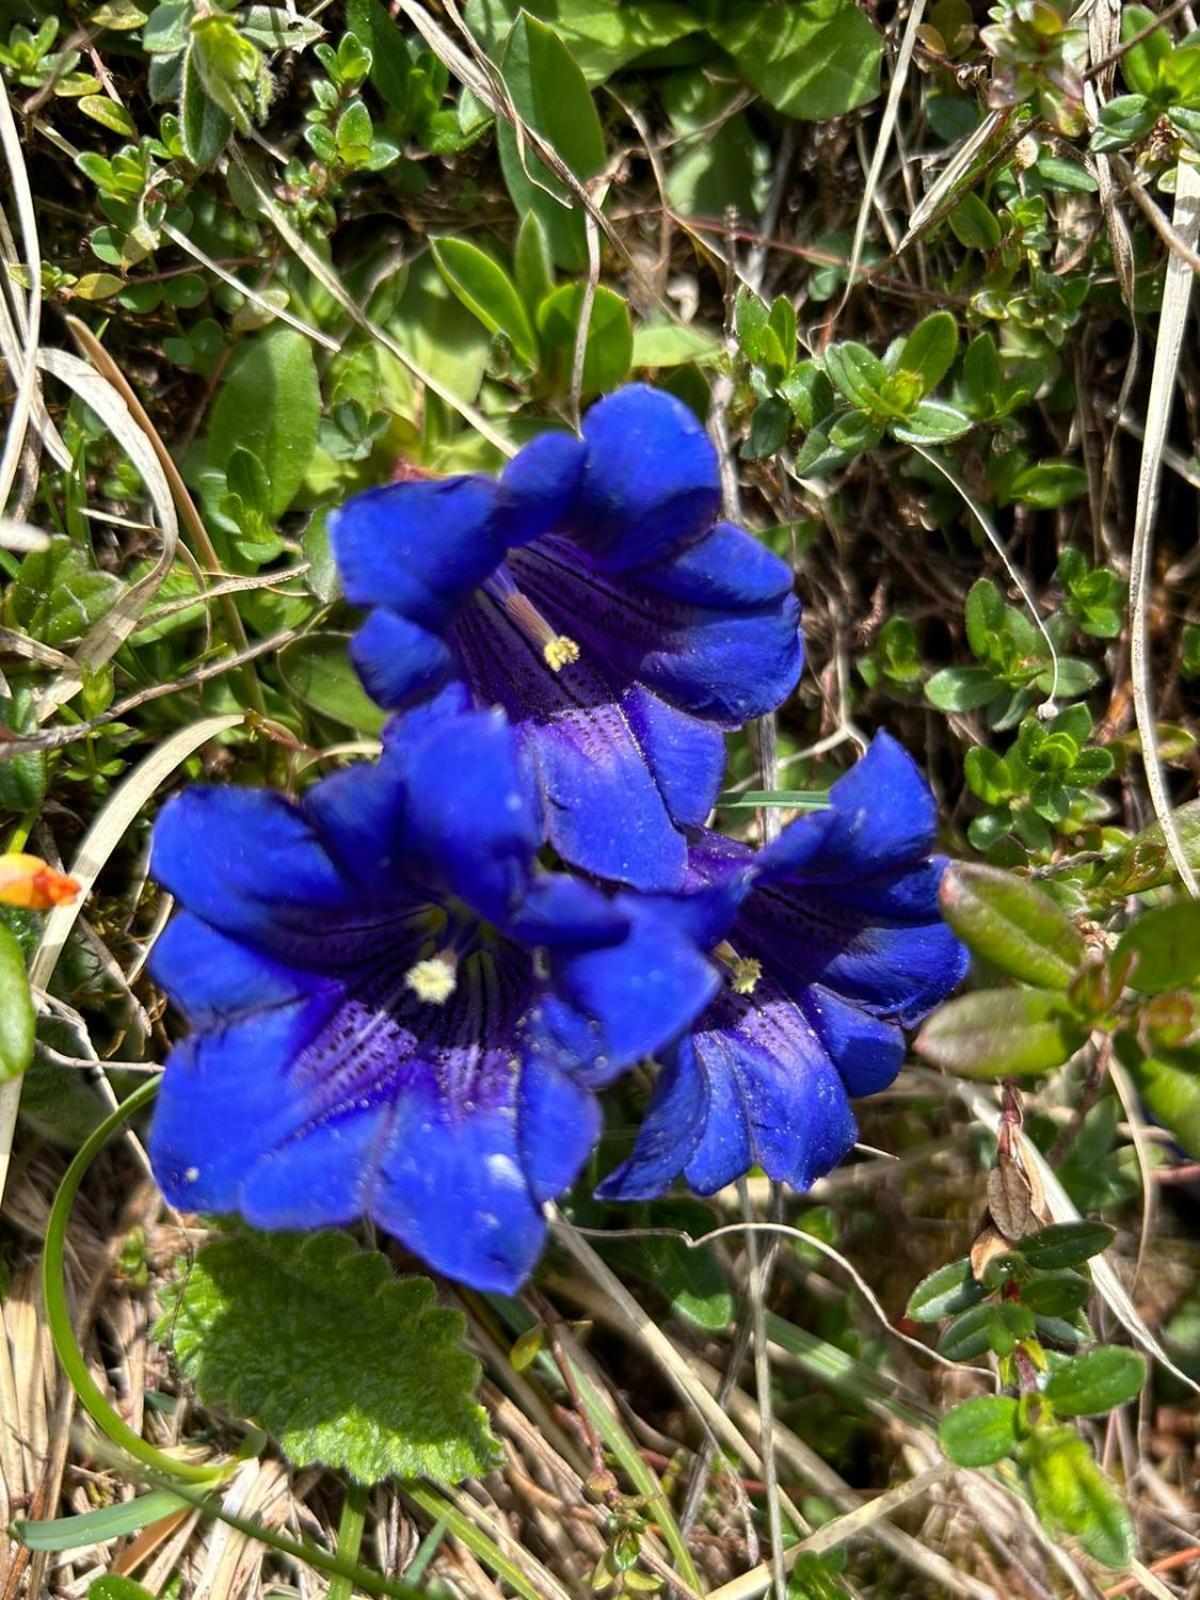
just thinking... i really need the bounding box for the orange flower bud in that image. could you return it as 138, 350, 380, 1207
0, 853, 80, 911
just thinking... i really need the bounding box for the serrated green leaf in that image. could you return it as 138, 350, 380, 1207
207, 325, 319, 519
939, 1395, 1019, 1466
939, 862, 1084, 989
915, 988, 1087, 1079
1044, 1347, 1147, 1417
906, 1256, 985, 1322
159, 1229, 499, 1484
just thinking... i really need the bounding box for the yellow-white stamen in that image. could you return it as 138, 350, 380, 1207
714, 940, 762, 996
501, 589, 581, 673
404, 953, 458, 1005
543, 634, 581, 671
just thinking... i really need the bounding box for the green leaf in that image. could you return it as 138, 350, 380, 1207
892, 400, 972, 445
0, 923, 35, 1082
915, 988, 1088, 1079
948, 192, 1002, 251
964, 576, 1005, 658
431, 236, 538, 365
1123, 1041, 1200, 1159
712, 0, 882, 121
207, 325, 320, 519
346, 0, 413, 110
15, 1490, 186, 1552
938, 1396, 1019, 1467
939, 862, 1084, 989
89, 1580, 156, 1600
1114, 899, 1200, 993
632, 319, 721, 369
536, 282, 633, 393
1009, 461, 1088, 510
1043, 1347, 1147, 1417
906, 1257, 985, 1322
513, 210, 554, 312
78, 94, 138, 135
925, 665, 998, 711
1120, 3, 1169, 96
159, 1228, 499, 1484
495, 13, 606, 270
938, 1302, 1010, 1361
462, 0, 697, 85
1018, 1221, 1115, 1270
1102, 797, 1200, 894
823, 341, 888, 410
964, 747, 1013, 806
277, 635, 387, 733
897, 311, 958, 395
1019, 1427, 1136, 1568
1020, 1270, 1092, 1317
11, 537, 123, 648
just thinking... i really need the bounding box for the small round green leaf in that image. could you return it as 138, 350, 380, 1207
939, 1395, 1020, 1467
1043, 1347, 1147, 1417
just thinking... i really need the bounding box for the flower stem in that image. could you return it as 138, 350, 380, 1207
329, 1480, 370, 1600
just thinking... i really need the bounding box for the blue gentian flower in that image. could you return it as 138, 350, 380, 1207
330, 384, 803, 891
596, 734, 969, 1200
147, 693, 718, 1292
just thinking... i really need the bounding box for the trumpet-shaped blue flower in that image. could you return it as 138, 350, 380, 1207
331, 384, 802, 891
597, 734, 969, 1200
148, 693, 718, 1293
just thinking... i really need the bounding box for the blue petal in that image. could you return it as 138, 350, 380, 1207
572, 385, 721, 571
498, 430, 586, 544
756, 733, 937, 884
374, 1076, 547, 1294
150, 911, 315, 1023
620, 685, 727, 828
518, 1055, 602, 1205
349, 607, 460, 711
452, 591, 690, 888
800, 985, 906, 1096
504, 874, 628, 951
307, 701, 543, 925
151, 788, 378, 968
390, 704, 543, 925
331, 476, 507, 629
527, 900, 719, 1085
595, 1040, 709, 1200
682, 979, 858, 1194
510, 535, 802, 727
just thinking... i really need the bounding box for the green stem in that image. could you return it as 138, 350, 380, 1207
405, 1483, 550, 1600
329, 1479, 370, 1600
41, 1076, 226, 1486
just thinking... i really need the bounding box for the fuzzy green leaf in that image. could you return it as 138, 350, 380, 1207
159, 1229, 499, 1485
915, 988, 1087, 1079
939, 862, 1084, 989
939, 1396, 1019, 1467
